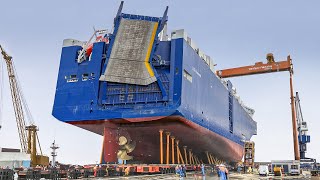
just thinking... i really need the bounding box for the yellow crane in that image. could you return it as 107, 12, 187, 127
0, 45, 49, 167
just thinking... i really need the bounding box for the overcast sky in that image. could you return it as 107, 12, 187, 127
0, 0, 319, 165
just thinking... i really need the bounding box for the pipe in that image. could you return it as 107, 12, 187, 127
159, 129, 164, 164
191, 153, 195, 164
176, 140, 180, 164
206, 151, 212, 164
178, 149, 185, 164
210, 154, 215, 165
194, 156, 198, 164
189, 149, 192, 164
290, 71, 300, 160
183, 146, 188, 164
171, 136, 175, 164
166, 132, 170, 164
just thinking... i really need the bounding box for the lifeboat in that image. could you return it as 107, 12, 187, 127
85, 36, 109, 57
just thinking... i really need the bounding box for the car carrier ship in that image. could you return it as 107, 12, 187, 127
52, 2, 257, 164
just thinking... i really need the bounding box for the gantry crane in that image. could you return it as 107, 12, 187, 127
216, 53, 300, 160
0, 45, 49, 167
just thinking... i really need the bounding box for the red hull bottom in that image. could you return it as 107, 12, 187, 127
69, 116, 244, 164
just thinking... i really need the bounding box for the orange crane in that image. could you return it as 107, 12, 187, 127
216, 53, 300, 160
0, 45, 49, 167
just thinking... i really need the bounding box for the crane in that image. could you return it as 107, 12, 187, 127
216, 53, 300, 161
0, 45, 49, 167
295, 92, 310, 159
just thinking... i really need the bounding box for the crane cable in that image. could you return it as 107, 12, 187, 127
36, 133, 43, 155
12, 62, 35, 126
0, 58, 4, 130
12, 61, 44, 153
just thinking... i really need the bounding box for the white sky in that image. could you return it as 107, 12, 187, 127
0, 0, 319, 165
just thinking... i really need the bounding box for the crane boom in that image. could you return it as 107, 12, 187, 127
216, 53, 300, 161
0, 45, 28, 152
216, 55, 292, 78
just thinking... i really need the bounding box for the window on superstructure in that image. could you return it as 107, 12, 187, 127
183, 70, 192, 83
67, 74, 78, 83
119, 94, 125, 102
82, 73, 89, 81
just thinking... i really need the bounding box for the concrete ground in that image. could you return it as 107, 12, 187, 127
97, 173, 218, 179
93, 171, 318, 180
228, 173, 312, 179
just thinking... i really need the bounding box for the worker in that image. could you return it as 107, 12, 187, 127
124, 167, 130, 176
218, 164, 227, 180
105, 165, 109, 177
247, 166, 252, 174
197, 164, 201, 171
178, 165, 183, 178
216, 165, 220, 176
182, 165, 187, 177
225, 166, 229, 180
93, 165, 98, 177
175, 165, 179, 176
237, 164, 242, 174
266, 53, 275, 63
201, 164, 205, 176
14, 171, 18, 179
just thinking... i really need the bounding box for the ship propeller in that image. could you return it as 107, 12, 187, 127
117, 136, 136, 160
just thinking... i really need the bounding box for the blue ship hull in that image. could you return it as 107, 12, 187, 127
52, 7, 257, 163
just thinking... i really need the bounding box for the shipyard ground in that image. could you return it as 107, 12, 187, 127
82, 172, 314, 179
